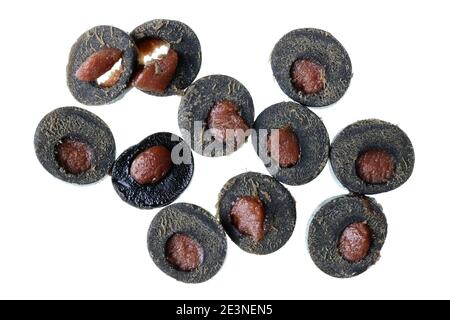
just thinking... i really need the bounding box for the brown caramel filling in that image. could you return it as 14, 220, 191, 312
356, 149, 395, 184
75, 48, 123, 87
130, 146, 172, 185
165, 234, 204, 272
339, 222, 372, 263
133, 39, 178, 93
267, 127, 301, 168
56, 138, 93, 175
207, 101, 250, 147
291, 59, 325, 94
230, 196, 265, 242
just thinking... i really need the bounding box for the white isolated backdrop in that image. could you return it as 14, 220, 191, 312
0, 0, 448, 300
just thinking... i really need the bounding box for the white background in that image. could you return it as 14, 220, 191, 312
0, 0, 448, 300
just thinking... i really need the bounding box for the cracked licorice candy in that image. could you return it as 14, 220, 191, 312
34, 107, 116, 185
330, 119, 415, 195
271, 28, 352, 107
308, 194, 388, 278
67, 25, 138, 105
217, 172, 296, 255
148, 203, 227, 283
178, 75, 254, 157
131, 19, 202, 96
111, 132, 194, 209
252, 102, 329, 186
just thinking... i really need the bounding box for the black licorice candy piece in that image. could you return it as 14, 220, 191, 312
131, 19, 202, 96
111, 132, 194, 209
252, 102, 329, 186
178, 75, 254, 157
330, 119, 415, 195
217, 172, 296, 255
148, 203, 227, 283
271, 28, 352, 107
67, 25, 137, 106
308, 194, 388, 278
34, 106, 116, 185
